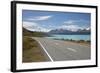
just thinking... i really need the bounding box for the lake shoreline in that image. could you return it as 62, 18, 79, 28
53, 39, 91, 47
64, 40, 90, 47
45, 34, 90, 41
44, 37, 90, 47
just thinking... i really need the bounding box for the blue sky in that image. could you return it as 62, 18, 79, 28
22, 10, 91, 32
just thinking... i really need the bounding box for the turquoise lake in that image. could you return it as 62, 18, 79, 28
45, 34, 90, 41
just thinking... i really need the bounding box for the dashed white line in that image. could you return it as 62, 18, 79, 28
67, 48, 77, 52
36, 40, 54, 62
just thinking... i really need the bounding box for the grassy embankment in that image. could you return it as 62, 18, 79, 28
23, 28, 49, 62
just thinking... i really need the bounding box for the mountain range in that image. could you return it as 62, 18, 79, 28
23, 26, 90, 35
49, 28, 90, 35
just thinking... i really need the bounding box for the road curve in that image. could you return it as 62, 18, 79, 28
32, 37, 90, 61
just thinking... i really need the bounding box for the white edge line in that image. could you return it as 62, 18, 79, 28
35, 39, 54, 62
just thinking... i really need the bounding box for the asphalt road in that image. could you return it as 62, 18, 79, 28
32, 37, 90, 61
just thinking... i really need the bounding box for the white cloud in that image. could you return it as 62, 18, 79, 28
64, 20, 75, 24
23, 21, 37, 29
62, 20, 90, 31
27, 15, 52, 21
23, 21, 50, 32
59, 25, 83, 31
64, 20, 87, 25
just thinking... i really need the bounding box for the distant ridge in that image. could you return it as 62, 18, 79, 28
49, 28, 90, 35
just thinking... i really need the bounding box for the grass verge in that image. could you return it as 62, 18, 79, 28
23, 36, 48, 63
53, 38, 90, 46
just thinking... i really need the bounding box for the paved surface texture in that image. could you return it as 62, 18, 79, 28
32, 37, 91, 61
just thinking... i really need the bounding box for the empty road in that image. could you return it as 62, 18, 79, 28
32, 37, 90, 61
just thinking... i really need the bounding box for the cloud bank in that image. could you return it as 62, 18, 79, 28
61, 20, 90, 31
23, 21, 50, 32
26, 15, 52, 21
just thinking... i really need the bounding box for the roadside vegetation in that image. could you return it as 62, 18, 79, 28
23, 36, 48, 62
23, 28, 49, 62
53, 38, 90, 46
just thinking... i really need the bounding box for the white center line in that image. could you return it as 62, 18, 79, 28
67, 48, 77, 52
36, 40, 54, 62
